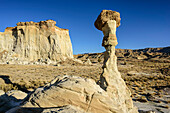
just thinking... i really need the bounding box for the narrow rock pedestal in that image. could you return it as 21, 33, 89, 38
95, 10, 138, 113
99, 19, 119, 90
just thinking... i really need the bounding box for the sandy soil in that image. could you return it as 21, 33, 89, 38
0, 57, 169, 112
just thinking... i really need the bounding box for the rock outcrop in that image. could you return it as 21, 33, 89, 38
7, 75, 135, 113
84, 58, 92, 65
4, 10, 139, 113
74, 46, 170, 63
95, 10, 138, 113
0, 20, 73, 63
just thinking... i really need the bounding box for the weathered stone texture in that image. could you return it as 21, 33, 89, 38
0, 20, 73, 62
94, 10, 121, 30
6, 75, 135, 113
95, 10, 138, 113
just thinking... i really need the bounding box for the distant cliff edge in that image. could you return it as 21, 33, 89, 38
0, 20, 73, 64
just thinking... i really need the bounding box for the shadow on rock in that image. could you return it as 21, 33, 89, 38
6, 105, 85, 113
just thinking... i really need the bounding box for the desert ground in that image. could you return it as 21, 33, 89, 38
0, 47, 169, 112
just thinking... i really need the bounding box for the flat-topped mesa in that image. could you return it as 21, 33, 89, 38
16, 20, 56, 27
95, 10, 138, 113
16, 21, 36, 26
16, 20, 68, 30
0, 20, 73, 63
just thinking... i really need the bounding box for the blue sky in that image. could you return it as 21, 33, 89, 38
0, 0, 170, 54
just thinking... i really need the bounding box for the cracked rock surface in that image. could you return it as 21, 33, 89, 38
7, 75, 134, 113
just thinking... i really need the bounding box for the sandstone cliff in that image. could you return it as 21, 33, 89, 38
0, 20, 73, 63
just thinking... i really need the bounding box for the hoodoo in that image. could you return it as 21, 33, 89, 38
95, 10, 138, 113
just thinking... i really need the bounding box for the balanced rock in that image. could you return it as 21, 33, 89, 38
0, 20, 73, 63
95, 10, 138, 113
94, 10, 121, 30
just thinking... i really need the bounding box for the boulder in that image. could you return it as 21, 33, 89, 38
94, 10, 121, 30
6, 75, 138, 113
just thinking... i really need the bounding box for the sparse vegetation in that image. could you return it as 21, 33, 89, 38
0, 49, 169, 109
98, 57, 101, 63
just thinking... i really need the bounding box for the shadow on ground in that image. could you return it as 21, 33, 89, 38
0, 75, 29, 93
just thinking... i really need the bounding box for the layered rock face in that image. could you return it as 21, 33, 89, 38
7, 75, 132, 113
0, 20, 73, 63
95, 10, 138, 113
